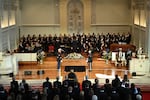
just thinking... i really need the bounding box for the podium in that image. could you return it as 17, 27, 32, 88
129, 58, 150, 75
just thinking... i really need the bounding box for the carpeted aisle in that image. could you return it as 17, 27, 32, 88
142, 92, 150, 100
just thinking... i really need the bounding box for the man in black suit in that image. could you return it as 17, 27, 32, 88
53, 76, 61, 89
112, 74, 121, 88
87, 50, 93, 71
125, 49, 132, 67
43, 77, 53, 100
82, 75, 92, 91
10, 77, 19, 99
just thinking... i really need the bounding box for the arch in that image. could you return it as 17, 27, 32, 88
67, 0, 84, 35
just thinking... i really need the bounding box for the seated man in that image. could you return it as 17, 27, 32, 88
115, 48, 126, 66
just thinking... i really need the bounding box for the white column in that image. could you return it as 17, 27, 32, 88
146, 0, 150, 74
148, 9, 150, 57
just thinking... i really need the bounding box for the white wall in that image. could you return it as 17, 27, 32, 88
20, 0, 132, 36
20, 26, 60, 37
93, 0, 131, 25
90, 0, 131, 34
90, 25, 131, 34
20, 0, 60, 36
20, 0, 59, 25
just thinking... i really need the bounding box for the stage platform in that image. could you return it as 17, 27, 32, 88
0, 52, 149, 92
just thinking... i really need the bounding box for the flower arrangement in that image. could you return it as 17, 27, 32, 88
101, 50, 112, 60
37, 51, 45, 64
64, 52, 84, 59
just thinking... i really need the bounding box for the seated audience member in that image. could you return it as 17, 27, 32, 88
43, 77, 53, 100
116, 48, 124, 66
130, 83, 142, 100
0, 84, 8, 100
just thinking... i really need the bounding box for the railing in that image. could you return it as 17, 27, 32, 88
16, 68, 129, 83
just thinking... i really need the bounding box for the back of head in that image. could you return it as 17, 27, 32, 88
95, 78, 99, 84
106, 78, 109, 83
56, 76, 59, 81
92, 95, 98, 100
53, 95, 60, 100
136, 94, 142, 100
131, 83, 135, 88
115, 74, 118, 79
46, 77, 49, 81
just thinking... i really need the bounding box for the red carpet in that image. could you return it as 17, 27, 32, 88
142, 92, 150, 100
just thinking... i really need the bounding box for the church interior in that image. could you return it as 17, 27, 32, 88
0, 0, 150, 100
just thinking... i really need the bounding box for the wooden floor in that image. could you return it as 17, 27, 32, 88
16, 52, 130, 84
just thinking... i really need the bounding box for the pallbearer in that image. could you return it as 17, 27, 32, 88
57, 48, 63, 77
87, 50, 93, 72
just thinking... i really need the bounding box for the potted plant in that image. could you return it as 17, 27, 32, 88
101, 50, 111, 64
37, 51, 45, 64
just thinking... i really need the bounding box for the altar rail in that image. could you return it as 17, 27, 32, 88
14, 53, 37, 61
110, 43, 136, 52
16, 68, 129, 81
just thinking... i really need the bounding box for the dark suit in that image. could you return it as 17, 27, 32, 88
68, 72, 77, 81
43, 81, 53, 100
53, 80, 61, 89
82, 80, 92, 91
10, 80, 19, 99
